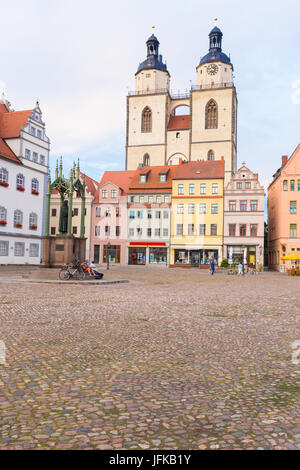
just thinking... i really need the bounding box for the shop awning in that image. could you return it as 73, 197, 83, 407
129, 242, 166, 247
280, 254, 300, 260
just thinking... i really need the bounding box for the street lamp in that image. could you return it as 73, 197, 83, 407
107, 242, 111, 270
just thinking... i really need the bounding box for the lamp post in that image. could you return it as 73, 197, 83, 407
107, 242, 111, 270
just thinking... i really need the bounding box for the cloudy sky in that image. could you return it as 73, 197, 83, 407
0, 0, 299, 188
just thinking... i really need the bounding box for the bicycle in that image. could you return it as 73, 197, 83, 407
59, 260, 84, 281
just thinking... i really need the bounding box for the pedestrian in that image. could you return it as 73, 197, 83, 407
210, 259, 215, 276
238, 262, 243, 275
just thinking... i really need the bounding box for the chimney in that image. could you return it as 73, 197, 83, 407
221, 156, 224, 161
179, 158, 183, 165
281, 155, 288, 167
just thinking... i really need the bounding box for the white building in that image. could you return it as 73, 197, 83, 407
0, 96, 50, 264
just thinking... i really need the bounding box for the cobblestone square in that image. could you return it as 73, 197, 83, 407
0, 267, 299, 450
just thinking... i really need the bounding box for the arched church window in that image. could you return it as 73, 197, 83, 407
207, 150, 215, 161
143, 154, 150, 166
205, 100, 218, 129
141, 107, 152, 133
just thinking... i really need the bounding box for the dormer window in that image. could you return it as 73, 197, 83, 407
159, 174, 166, 183
140, 175, 147, 183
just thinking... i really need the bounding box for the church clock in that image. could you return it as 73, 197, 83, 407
207, 64, 218, 75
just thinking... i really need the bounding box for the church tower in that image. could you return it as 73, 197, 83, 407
191, 26, 237, 182
125, 33, 170, 170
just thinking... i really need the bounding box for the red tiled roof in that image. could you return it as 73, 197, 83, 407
174, 160, 224, 180
129, 165, 179, 192
168, 115, 190, 131
80, 172, 99, 195
0, 109, 33, 139
99, 170, 135, 193
0, 136, 21, 163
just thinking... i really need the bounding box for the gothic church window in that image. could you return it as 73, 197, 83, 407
141, 107, 152, 133
205, 100, 218, 129
143, 154, 150, 166
207, 150, 215, 160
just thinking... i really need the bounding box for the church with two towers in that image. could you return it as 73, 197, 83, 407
125, 26, 237, 183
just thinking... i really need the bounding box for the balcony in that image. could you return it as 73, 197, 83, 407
191, 82, 234, 91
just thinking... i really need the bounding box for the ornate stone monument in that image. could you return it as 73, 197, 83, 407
42, 158, 86, 267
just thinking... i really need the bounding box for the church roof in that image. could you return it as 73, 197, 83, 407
136, 55, 169, 75
200, 50, 231, 65
173, 160, 224, 180
168, 115, 190, 131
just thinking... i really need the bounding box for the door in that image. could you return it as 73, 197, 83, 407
94, 245, 100, 264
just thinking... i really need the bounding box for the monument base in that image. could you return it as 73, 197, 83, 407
42, 236, 86, 268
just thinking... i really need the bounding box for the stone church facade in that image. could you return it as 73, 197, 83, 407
126, 26, 237, 183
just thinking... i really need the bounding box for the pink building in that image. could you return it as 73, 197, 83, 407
268, 144, 300, 271
90, 171, 134, 265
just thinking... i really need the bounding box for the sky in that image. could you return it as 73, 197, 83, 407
0, 0, 299, 189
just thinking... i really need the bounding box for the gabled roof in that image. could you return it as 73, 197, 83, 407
129, 165, 178, 192
173, 160, 224, 180
99, 170, 135, 193
80, 172, 99, 195
269, 143, 300, 188
0, 109, 33, 139
168, 115, 190, 131
0, 137, 21, 163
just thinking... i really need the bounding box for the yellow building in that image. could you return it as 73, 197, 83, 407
170, 160, 224, 267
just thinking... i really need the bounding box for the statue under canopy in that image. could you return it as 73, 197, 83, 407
58, 199, 69, 234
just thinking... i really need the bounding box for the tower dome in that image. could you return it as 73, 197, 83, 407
136, 34, 169, 75
199, 26, 231, 66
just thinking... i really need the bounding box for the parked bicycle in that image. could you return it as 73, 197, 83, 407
59, 259, 84, 281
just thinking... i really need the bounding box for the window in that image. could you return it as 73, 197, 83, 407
240, 224, 246, 236
16, 174, 25, 189
290, 224, 297, 238
95, 207, 101, 217
137, 228, 143, 236
250, 224, 258, 236
188, 204, 195, 214
129, 228, 134, 237
139, 196, 144, 203
147, 211, 152, 219
40, 155, 45, 165
130, 196, 135, 203
211, 203, 218, 214
250, 200, 257, 211
200, 184, 206, 194
207, 149, 215, 160
30, 126, 36, 136
143, 154, 150, 166
129, 210, 135, 219
199, 224, 206, 236
102, 189, 108, 198
164, 196, 169, 203
147, 228, 152, 237
73, 208, 79, 216
290, 180, 295, 191
37, 129, 42, 139
141, 107, 152, 132
95, 226, 101, 236
140, 175, 146, 183
29, 213, 38, 228
0, 206, 7, 223
163, 211, 169, 219
155, 211, 161, 219
236, 182, 242, 190
178, 184, 184, 195
149, 196, 154, 203
229, 224, 236, 236
189, 184, 195, 195
283, 180, 288, 191
25, 149, 31, 159
245, 182, 251, 189
105, 226, 110, 236
0, 168, 8, 185
212, 183, 218, 194
240, 200, 247, 211
0, 241, 9, 256
199, 203, 206, 214
155, 228, 160, 237
33, 152, 38, 162
106, 208, 111, 217
116, 226, 120, 237
177, 204, 184, 214
111, 190, 117, 198
229, 201, 236, 211
14, 210, 23, 227
176, 224, 183, 235
29, 244, 39, 257
156, 196, 161, 203
137, 210, 143, 219
72, 226, 77, 234
14, 242, 25, 256
51, 209, 57, 217
298, 180, 300, 191
31, 178, 39, 193
210, 224, 217, 236
188, 224, 195, 235
51, 227, 56, 235
290, 201, 297, 214
205, 100, 218, 129
116, 207, 121, 217
159, 174, 166, 183
163, 228, 168, 237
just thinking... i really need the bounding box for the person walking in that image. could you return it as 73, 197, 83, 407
238, 261, 243, 275
210, 259, 215, 276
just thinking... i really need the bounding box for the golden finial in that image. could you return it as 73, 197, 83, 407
214, 17, 218, 24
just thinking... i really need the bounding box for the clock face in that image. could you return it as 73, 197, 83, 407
207, 64, 219, 76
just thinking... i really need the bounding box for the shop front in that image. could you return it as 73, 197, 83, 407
128, 243, 168, 265
173, 248, 219, 267
103, 245, 121, 264
227, 245, 256, 266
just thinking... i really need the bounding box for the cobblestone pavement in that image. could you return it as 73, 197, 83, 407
0, 267, 299, 450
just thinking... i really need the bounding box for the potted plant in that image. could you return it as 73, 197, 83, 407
0, 220, 7, 225
29, 224, 37, 230
31, 189, 39, 195
17, 186, 25, 192
0, 181, 9, 187
14, 223, 22, 228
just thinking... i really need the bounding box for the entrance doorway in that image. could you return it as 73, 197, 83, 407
94, 245, 100, 264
